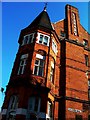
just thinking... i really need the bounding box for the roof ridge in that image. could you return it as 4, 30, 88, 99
54, 19, 64, 24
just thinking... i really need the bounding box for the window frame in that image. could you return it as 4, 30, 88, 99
36, 32, 50, 46
85, 55, 88, 66
33, 54, 45, 77
52, 40, 57, 54
28, 97, 41, 112
60, 31, 66, 37
72, 12, 78, 36
17, 54, 28, 75
50, 62, 55, 83
83, 39, 88, 47
22, 33, 35, 46
47, 101, 53, 118
7, 95, 18, 120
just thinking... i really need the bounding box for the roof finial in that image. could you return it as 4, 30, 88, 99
44, 2, 47, 11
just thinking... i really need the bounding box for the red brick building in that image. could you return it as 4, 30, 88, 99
1, 4, 90, 120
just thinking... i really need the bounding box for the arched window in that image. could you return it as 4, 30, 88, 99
22, 33, 35, 46
33, 54, 45, 77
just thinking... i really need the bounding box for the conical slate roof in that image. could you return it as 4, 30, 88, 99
27, 9, 53, 30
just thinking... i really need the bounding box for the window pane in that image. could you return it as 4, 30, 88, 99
39, 35, 43, 43
28, 34, 33, 44
35, 59, 39, 65
43, 36, 48, 45
34, 66, 38, 75
85, 55, 88, 66
34, 98, 39, 111
48, 102, 52, 117
50, 67, 54, 82
40, 60, 44, 67
20, 60, 24, 65
29, 97, 34, 111
18, 66, 23, 75
25, 36, 28, 44
38, 67, 43, 76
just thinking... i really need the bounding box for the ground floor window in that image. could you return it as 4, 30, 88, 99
75, 115, 82, 120
88, 115, 90, 120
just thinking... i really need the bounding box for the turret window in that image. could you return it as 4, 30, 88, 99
37, 32, 50, 46
22, 33, 34, 45
33, 54, 45, 77
18, 54, 28, 75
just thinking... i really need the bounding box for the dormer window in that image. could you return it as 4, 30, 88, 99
83, 39, 88, 47
36, 32, 50, 46
22, 33, 34, 46
60, 31, 66, 37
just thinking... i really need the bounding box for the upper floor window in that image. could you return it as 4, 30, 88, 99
18, 54, 28, 75
52, 40, 57, 54
72, 12, 78, 36
60, 31, 66, 37
33, 54, 45, 77
50, 61, 54, 83
83, 39, 88, 47
22, 33, 34, 46
36, 32, 50, 46
85, 55, 88, 66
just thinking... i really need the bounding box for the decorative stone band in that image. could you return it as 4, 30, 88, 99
1, 108, 27, 115
27, 111, 46, 118
68, 108, 82, 113
1, 109, 7, 115
16, 108, 27, 115
2, 108, 46, 118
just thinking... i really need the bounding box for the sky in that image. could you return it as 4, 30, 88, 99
0, 1, 89, 110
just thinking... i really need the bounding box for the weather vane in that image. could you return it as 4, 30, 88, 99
44, 2, 47, 11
